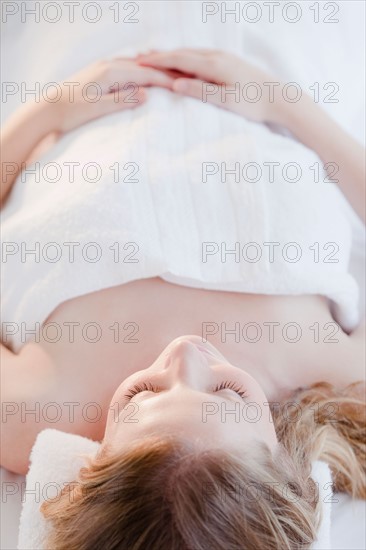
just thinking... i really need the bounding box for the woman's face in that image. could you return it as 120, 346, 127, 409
103, 335, 278, 454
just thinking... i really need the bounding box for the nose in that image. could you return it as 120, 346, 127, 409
166, 336, 211, 388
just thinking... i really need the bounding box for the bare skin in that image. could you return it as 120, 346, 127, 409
1, 50, 365, 475
2, 279, 364, 474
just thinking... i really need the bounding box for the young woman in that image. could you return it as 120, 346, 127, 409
1, 50, 365, 549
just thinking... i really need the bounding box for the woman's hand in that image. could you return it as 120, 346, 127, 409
137, 49, 280, 123
55, 58, 175, 132
139, 48, 365, 223
1, 57, 174, 205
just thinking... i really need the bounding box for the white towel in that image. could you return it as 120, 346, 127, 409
1, 2, 363, 352
1, 88, 359, 351
17, 429, 332, 550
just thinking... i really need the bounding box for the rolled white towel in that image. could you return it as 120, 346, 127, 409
17, 429, 332, 549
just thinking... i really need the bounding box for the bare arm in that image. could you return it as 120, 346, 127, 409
274, 95, 366, 223
0, 58, 174, 207
0, 342, 56, 474
0, 102, 59, 206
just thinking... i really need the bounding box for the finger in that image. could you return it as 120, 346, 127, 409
138, 51, 205, 77
134, 66, 175, 88
137, 48, 216, 59
173, 78, 223, 106
143, 66, 192, 80
107, 58, 175, 89
111, 66, 174, 90
102, 87, 147, 114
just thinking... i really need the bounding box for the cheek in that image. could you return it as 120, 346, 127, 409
108, 384, 128, 410
241, 393, 276, 442
103, 414, 115, 442
228, 403, 277, 451
104, 400, 134, 441
257, 406, 278, 447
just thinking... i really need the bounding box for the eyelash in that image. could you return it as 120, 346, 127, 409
124, 382, 161, 400
213, 380, 248, 400
124, 380, 248, 401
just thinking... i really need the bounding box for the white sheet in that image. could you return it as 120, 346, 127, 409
1, 1, 365, 548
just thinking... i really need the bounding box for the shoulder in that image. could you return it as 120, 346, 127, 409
317, 320, 365, 387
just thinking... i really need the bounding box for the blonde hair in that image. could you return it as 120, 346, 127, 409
42, 381, 365, 550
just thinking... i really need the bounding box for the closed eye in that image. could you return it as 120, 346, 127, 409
124, 380, 248, 401
213, 380, 248, 400
124, 382, 162, 400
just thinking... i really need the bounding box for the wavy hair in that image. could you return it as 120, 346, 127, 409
42, 381, 365, 550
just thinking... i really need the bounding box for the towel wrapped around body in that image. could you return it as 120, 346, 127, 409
1, 87, 359, 351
